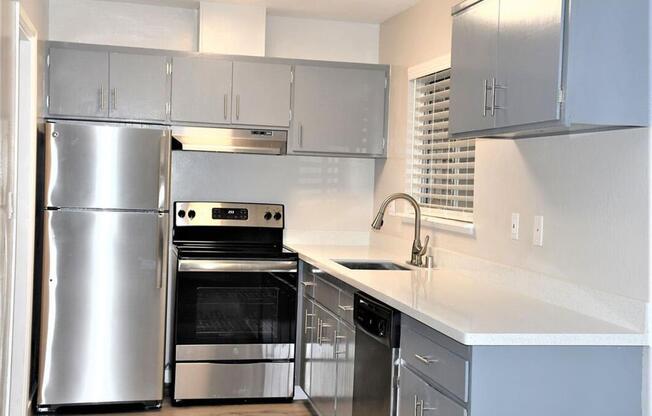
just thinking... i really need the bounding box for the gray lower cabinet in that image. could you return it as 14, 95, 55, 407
300, 296, 315, 397
290, 64, 388, 157
399, 315, 644, 416
48, 47, 109, 118
232, 61, 292, 127
334, 321, 355, 416
449, 0, 649, 138
171, 56, 233, 124
109, 52, 170, 121
311, 303, 338, 416
299, 261, 356, 416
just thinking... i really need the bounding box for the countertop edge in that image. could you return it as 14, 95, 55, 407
291, 247, 649, 347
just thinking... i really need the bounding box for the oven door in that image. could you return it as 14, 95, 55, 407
175, 259, 297, 361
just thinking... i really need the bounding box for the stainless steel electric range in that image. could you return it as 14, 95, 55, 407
171, 202, 298, 403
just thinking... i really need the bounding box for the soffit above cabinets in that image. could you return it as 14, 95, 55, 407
94, 0, 419, 23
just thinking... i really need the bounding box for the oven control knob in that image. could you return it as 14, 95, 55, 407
188, 210, 196, 219
274, 212, 282, 221
178, 210, 186, 218
264, 212, 272, 220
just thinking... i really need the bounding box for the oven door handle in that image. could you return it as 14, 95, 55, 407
178, 259, 298, 273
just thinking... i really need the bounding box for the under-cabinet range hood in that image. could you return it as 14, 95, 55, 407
171, 126, 288, 155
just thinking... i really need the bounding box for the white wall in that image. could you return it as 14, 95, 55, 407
266, 15, 379, 64
199, 1, 265, 56
171, 152, 375, 244
48, 0, 198, 50
19, 0, 47, 37
375, 0, 651, 303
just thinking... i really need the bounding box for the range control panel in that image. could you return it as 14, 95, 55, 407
175, 202, 284, 228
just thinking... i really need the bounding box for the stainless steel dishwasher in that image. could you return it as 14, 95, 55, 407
352, 292, 401, 416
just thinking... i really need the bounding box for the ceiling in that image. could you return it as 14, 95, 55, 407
97, 0, 420, 23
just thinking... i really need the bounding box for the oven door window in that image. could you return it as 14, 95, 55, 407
176, 271, 297, 345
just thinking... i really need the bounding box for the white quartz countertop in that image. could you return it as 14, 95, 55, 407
286, 243, 649, 346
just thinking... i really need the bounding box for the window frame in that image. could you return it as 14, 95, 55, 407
401, 55, 476, 232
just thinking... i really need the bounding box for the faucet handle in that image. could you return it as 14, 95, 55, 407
420, 235, 430, 255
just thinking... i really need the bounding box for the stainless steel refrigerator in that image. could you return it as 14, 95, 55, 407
37, 121, 170, 411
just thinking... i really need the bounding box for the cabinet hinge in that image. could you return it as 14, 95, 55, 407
558, 88, 565, 103
46, 54, 50, 68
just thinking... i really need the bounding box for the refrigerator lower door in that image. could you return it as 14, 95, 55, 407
44, 121, 171, 211
38, 210, 168, 408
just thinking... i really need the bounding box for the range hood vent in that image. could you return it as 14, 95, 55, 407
171, 126, 288, 155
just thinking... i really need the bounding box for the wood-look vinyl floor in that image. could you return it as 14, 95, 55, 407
74, 401, 313, 416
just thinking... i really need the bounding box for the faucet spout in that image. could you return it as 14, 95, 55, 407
371, 193, 429, 267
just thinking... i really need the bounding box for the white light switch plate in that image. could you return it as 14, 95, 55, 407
511, 213, 519, 240
533, 215, 544, 246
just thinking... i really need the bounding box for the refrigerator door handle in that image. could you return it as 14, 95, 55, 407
158, 129, 172, 211
157, 213, 169, 289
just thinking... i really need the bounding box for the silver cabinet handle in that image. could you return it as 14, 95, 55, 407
335, 333, 347, 356
490, 77, 506, 116
311, 268, 323, 274
304, 310, 315, 334
301, 281, 316, 287
99, 86, 105, 111
414, 354, 439, 365
482, 79, 488, 117
236, 94, 240, 120
316, 318, 322, 341
319, 322, 332, 345
414, 395, 421, 416
223, 94, 228, 120
111, 88, 117, 111
338, 305, 354, 311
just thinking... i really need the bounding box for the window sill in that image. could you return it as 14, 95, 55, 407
391, 212, 475, 236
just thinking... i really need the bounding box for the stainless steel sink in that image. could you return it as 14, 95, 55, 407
334, 260, 410, 271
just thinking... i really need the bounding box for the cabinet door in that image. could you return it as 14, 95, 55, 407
494, 0, 564, 128
310, 304, 337, 416
398, 365, 467, 416
109, 52, 169, 121
291, 65, 387, 156
232, 61, 292, 127
171, 57, 233, 125
335, 322, 355, 416
300, 297, 316, 397
48, 48, 109, 118
449, 0, 499, 135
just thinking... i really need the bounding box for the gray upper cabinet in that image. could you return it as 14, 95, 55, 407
449, 0, 649, 139
109, 53, 170, 122
171, 56, 233, 125
493, 0, 564, 129
232, 61, 292, 127
48, 48, 109, 118
448, 0, 498, 134
290, 64, 388, 157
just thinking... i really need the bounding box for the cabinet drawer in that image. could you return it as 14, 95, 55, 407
314, 275, 340, 314
398, 365, 466, 416
338, 290, 354, 325
401, 327, 469, 402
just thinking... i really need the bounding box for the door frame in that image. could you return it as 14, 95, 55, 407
7, 6, 38, 416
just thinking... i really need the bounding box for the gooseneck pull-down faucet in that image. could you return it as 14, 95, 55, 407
372, 193, 430, 267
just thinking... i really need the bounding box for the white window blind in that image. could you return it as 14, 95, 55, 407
409, 68, 475, 223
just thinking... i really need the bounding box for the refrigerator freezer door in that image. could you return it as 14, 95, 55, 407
44, 121, 170, 211
38, 210, 168, 407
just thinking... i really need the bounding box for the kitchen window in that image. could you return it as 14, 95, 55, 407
407, 59, 475, 226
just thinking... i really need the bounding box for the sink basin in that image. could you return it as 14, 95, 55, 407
334, 260, 410, 271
